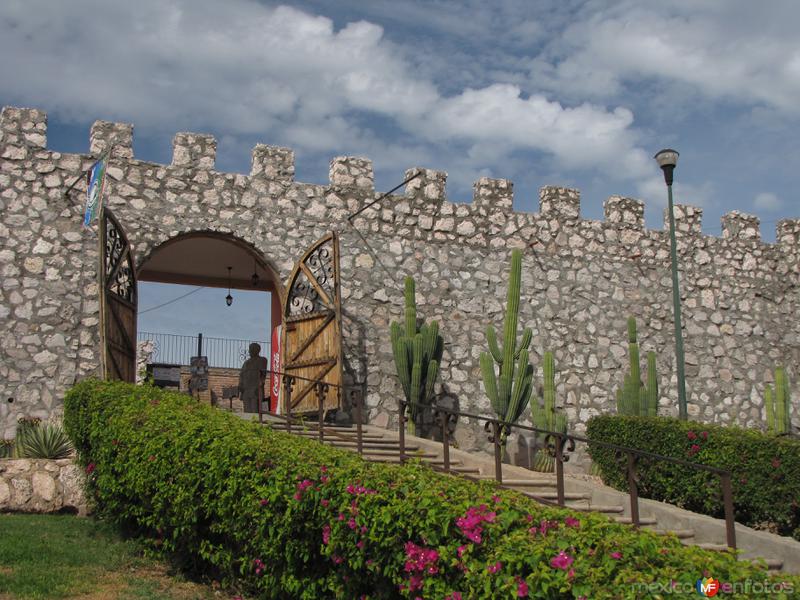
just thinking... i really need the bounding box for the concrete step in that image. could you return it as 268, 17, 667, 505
569, 503, 626, 514
521, 491, 591, 501
648, 528, 695, 540
614, 516, 658, 525
362, 450, 438, 459
475, 476, 557, 487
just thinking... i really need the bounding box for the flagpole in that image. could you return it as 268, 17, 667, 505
62, 140, 120, 199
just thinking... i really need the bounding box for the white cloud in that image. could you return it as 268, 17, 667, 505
529, 0, 800, 114
754, 192, 782, 212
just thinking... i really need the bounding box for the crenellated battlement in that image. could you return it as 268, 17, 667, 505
1, 105, 799, 252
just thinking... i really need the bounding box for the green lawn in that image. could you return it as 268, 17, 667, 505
0, 514, 232, 600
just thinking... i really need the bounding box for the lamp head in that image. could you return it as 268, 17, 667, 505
654, 148, 679, 186
225, 293, 233, 306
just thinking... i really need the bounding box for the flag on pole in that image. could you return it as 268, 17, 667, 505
83, 156, 107, 227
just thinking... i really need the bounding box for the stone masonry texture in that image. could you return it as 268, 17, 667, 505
1, 106, 799, 458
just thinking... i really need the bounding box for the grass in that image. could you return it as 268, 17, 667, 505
0, 514, 234, 600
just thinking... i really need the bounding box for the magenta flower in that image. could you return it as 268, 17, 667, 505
322, 524, 331, 545
259, 498, 268, 506
492, 494, 501, 503
700, 431, 708, 440
455, 505, 497, 544
516, 577, 529, 597
550, 551, 574, 570
446, 593, 462, 600
332, 554, 343, 564
457, 545, 467, 558
85, 463, 95, 474
687, 430, 697, 440
486, 561, 502, 574
356, 540, 364, 550
565, 516, 580, 529
348, 517, 357, 530
610, 551, 622, 559
320, 499, 329, 507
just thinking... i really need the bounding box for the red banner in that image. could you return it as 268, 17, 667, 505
270, 324, 282, 413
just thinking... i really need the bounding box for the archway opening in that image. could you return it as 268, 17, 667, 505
135, 232, 282, 412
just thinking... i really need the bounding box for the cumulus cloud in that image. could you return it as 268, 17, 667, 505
0, 0, 650, 188
529, 0, 800, 113
754, 192, 782, 212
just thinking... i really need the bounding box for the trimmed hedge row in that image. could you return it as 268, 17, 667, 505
65, 381, 799, 599
587, 415, 800, 541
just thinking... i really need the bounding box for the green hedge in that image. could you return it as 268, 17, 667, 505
65, 381, 799, 599
587, 415, 800, 541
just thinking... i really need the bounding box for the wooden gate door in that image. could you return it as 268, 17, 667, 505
99, 208, 137, 382
282, 232, 343, 414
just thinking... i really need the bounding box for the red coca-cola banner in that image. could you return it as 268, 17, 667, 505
270, 324, 282, 413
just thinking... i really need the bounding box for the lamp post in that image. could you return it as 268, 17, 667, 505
655, 149, 687, 420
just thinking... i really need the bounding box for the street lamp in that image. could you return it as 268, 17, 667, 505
655, 148, 688, 420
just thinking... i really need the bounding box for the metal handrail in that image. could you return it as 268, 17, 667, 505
397, 398, 737, 550
250, 369, 737, 550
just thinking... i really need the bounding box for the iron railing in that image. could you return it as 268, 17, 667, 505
137, 331, 270, 370
267, 376, 738, 550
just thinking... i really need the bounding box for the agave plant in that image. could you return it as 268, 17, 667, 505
0, 439, 14, 458
17, 423, 74, 459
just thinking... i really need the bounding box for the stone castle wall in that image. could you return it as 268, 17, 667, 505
1, 106, 798, 453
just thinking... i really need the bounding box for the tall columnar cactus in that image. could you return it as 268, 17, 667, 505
616, 317, 659, 416
765, 367, 792, 434
531, 351, 568, 472
480, 249, 534, 437
390, 277, 443, 435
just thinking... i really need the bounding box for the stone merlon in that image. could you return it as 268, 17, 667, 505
329, 156, 374, 190
251, 144, 294, 181
664, 204, 702, 236
90, 119, 133, 159
722, 211, 760, 242
172, 132, 217, 170
539, 186, 580, 223
0, 106, 47, 150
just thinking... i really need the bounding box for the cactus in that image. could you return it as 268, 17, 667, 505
390, 277, 443, 435
480, 249, 534, 439
531, 351, 568, 472
616, 317, 658, 416
765, 367, 792, 434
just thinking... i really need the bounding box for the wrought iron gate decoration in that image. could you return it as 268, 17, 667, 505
100, 208, 137, 382
281, 232, 343, 414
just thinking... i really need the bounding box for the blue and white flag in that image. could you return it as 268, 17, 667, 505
83, 157, 107, 227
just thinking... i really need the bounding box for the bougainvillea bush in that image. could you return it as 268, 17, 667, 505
587, 415, 800, 541
64, 381, 799, 599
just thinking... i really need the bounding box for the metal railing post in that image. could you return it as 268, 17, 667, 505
493, 422, 503, 484
352, 389, 363, 456
721, 472, 737, 549
316, 382, 328, 442
554, 433, 565, 507
398, 400, 406, 463
438, 409, 451, 473
283, 375, 294, 434
626, 451, 640, 528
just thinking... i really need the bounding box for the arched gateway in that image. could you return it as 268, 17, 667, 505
103, 208, 344, 414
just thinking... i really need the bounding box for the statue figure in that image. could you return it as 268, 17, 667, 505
239, 342, 268, 413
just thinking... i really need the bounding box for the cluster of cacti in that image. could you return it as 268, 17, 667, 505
616, 317, 659, 416
480, 249, 534, 437
765, 367, 792, 434
390, 276, 443, 435
531, 351, 568, 472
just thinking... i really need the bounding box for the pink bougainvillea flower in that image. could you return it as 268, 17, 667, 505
457, 545, 467, 558
293, 493, 302, 501
322, 524, 331, 545
332, 554, 343, 564
516, 577, 529, 597
565, 516, 580, 528
568, 568, 575, 578
610, 551, 622, 560
492, 494, 501, 503
348, 517, 357, 530
486, 561, 502, 574
320, 499, 329, 507
259, 498, 268, 506
772, 457, 781, 468
700, 431, 708, 440
337, 512, 345, 521
85, 463, 95, 474
550, 551, 574, 570
356, 540, 364, 550
687, 431, 697, 440
445, 593, 463, 600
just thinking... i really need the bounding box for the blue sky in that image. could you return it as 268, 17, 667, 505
2, 0, 798, 345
